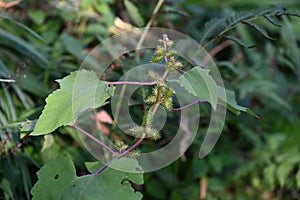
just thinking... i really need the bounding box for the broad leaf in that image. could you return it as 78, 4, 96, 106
176, 67, 218, 110
31, 70, 114, 136
31, 156, 143, 200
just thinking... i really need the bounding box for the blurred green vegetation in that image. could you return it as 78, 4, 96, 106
0, 0, 300, 199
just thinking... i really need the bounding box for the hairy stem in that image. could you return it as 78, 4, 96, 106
68, 124, 115, 155
151, 34, 170, 116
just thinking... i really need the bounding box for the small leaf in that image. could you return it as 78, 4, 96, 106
263, 164, 276, 190
263, 15, 281, 26
177, 67, 218, 110
124, 0, 145, 27
242, 21, 275, 40
218, 87, 256, 116
31, 70, 115, 136
277, 161, 294, 187
31, 156, 143, 200
27, 10, 45, 25
224, 35, 255, 48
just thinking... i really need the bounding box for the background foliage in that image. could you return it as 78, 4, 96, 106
0, 0, 300, 199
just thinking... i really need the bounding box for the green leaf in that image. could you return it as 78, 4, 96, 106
0, 29, 48, 66
263, 15, 281, 26
218, 88, 256, 116
145, 179, 168, 199
27, 10, 45, 25
224, 35, 255, 48
18, 72, 50, 97
208, 155, 223, 173
277, 161, 294, 187
31, 156, 143, 200
124, 0, 145, 27
81, 0, 93, 9
60, 33, 84, 59
177, 67, 218, 110
1, 16, 45, 41
242, 21, 275, 40
31, 70, 115, 136
263, 164, 276, 190
297, 165, 300, 189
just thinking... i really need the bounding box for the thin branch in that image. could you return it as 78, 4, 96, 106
176, 68, 185, 74
0, 79, 15, 83
172, 99, 207, 112
136, 0, 165, 51
95, 136, 144, 174
68, 124, 115, 155
107, 81, 155, 86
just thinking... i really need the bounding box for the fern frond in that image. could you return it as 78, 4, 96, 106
200, 5, 300, 47
200, 18, 226, 41
224, 35, 255, 48
226, 11, 254, 27
242, 21, 274, 40
263, 15, 281, 26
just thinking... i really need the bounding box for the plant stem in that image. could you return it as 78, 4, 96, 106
171, 99, 207, 112
151, 34, 170, 116
96, 34, 171, 174
68, 124, 115, 155
95, 136, 144, 174
107, 81, 155, 86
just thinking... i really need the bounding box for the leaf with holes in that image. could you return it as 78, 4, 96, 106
176, 67, 218, 110
31, 156, 143, 200
31, 70, 115, 136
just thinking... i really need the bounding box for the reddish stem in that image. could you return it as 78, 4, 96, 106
68, 124, 115, 155
95, 136, 144, 174
107, 81, 155, 86
172, 99, 207, 112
